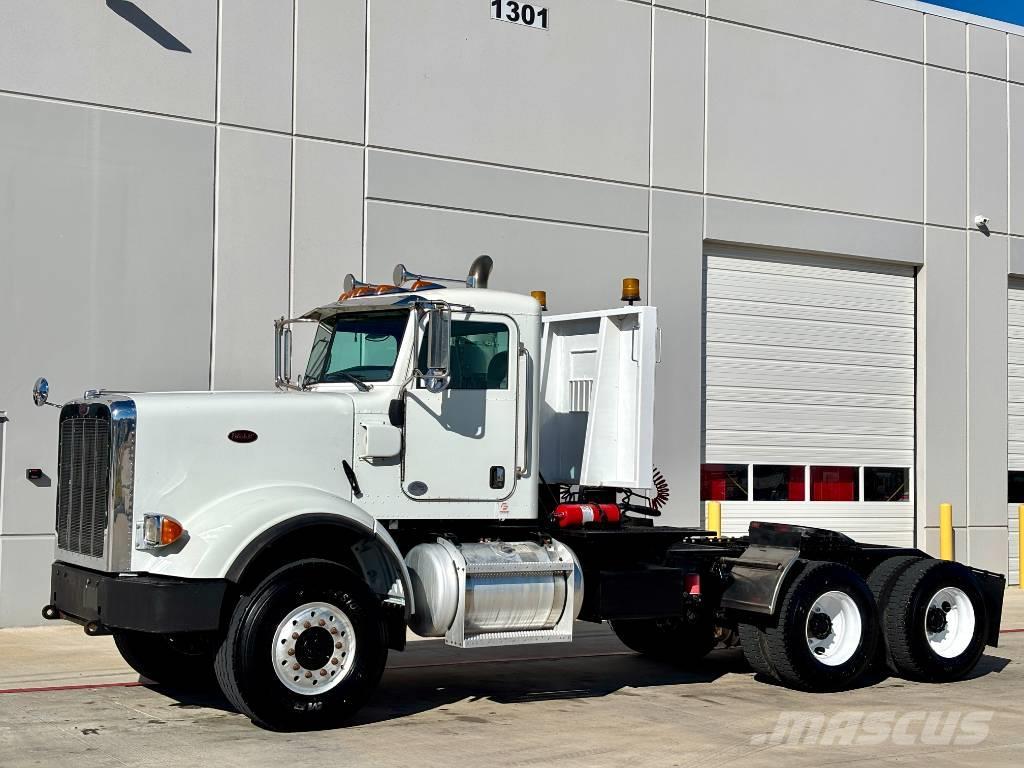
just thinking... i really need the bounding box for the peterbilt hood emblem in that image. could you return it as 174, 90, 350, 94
228, 429, 258, 444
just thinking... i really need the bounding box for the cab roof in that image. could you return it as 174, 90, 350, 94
300, 286, 542, 322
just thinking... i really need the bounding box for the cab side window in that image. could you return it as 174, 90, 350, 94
420, 321, 510, 390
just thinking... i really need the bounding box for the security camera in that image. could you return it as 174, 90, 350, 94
974, 215, 990, 228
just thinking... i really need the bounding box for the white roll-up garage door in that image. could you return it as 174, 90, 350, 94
703, 245, 916, 546
1007, 280, 1024, 585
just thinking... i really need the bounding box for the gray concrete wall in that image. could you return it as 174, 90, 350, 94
1, 0, 1022, 624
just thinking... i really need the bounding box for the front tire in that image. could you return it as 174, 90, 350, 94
747, 562, 879, 692
214, 559, 388, 730
113, 630, 217, 689
880, 559, 988, 682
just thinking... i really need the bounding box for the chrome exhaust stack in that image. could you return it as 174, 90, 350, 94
466, 254, 493, 289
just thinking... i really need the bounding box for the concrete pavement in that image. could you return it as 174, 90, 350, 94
0, 590, 1021, 767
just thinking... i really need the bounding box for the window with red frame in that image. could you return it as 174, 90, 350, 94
810, 466, 859, 501
700, 464, 748, 501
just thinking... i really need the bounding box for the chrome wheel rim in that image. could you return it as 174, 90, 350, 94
272, 601, 356, 695
805, 590, 862, 667
924, 586, 975, 659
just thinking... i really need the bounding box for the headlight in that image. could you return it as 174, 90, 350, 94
138, 514, 185, 549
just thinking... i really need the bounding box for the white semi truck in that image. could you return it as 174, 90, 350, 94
38, 257, 1005, 731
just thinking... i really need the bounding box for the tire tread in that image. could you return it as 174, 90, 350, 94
881, 559, 987, 682
738, 622, 775, 678
761, 561, 878, 691
213, 558, 387, 730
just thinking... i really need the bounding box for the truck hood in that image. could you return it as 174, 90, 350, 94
129, 391, 356, 534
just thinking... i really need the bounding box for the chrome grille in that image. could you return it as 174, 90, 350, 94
56, 416, 111, 558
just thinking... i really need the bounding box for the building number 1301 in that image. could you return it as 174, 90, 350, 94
491, 0, 549, 30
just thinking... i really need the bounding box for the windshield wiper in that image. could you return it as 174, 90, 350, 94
331, 370, 372, 392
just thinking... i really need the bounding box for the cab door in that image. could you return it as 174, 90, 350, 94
403, 313, 519, 501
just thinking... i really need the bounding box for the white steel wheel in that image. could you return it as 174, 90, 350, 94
924, 587, 975, 660
805, 590, 863, 667
272, 601, 357, 695
755, 562, 878, 691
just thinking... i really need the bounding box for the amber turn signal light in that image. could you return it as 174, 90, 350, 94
141, 514, 185, 549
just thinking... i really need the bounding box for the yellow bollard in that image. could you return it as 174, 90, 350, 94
939, 503, 954, 561
1019, 505, 1023, 589
707, 500, 722, 538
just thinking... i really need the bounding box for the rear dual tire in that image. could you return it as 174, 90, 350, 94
739, 562, 879, 691
875, 559, 988, 683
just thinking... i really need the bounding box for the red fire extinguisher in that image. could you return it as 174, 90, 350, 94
551, 503, 622, 528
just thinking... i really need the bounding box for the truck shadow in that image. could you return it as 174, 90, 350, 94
145, 643, 750, 719
143, 638, 1013, 725
357, 646, 749, 724
747, 652, 1011, 692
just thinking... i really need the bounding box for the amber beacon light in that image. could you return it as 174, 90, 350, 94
530, 290, 548, 311
621, 277, 641, 305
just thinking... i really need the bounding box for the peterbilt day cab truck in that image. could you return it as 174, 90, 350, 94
38, 256, 1005, 731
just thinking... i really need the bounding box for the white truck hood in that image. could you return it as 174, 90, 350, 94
129, 390, 356, 552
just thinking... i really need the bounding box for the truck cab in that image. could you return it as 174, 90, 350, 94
290, 282, 541, 521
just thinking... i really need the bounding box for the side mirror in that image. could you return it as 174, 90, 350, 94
424, 305, 451, 393
32, 377, 49, 407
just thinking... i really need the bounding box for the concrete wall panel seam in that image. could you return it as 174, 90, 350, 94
368, 146, 652, 191
706, 16, 923, 66
0, 87, 215, 129
705, 193, 926, 229
366, 198, 650, 236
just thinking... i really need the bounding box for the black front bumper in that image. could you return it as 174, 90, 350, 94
45, 562, 228, 634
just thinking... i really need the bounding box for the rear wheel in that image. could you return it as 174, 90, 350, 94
881, 559, 988, 682
867, 555, 923, 606
612, 611, 717, 664
113, 630, 218, 689
747, 562, 879, 691
866, 555, 923, 667
738, 622, 774, 677
214, 559, 388, 730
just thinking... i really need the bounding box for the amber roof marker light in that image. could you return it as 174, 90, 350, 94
621, 277, 641, 306
531, 290, 548, 311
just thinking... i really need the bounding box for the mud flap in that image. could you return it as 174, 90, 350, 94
720, 546, 802, 616
970, 567, 1006, 646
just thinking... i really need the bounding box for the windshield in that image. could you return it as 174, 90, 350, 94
304, 310, 410, 385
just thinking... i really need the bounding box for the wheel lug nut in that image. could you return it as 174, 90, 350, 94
318, 619, 326, 626
287, 648, 295, 656
330, 627, 338, 635
331, 657, 339, 665
319, 669, 328, 677
291, 632, 299, 640
335, 642, 342, 649
304, 671, 312, 679
292, 663, 300, 671
303, 621, 311, 629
